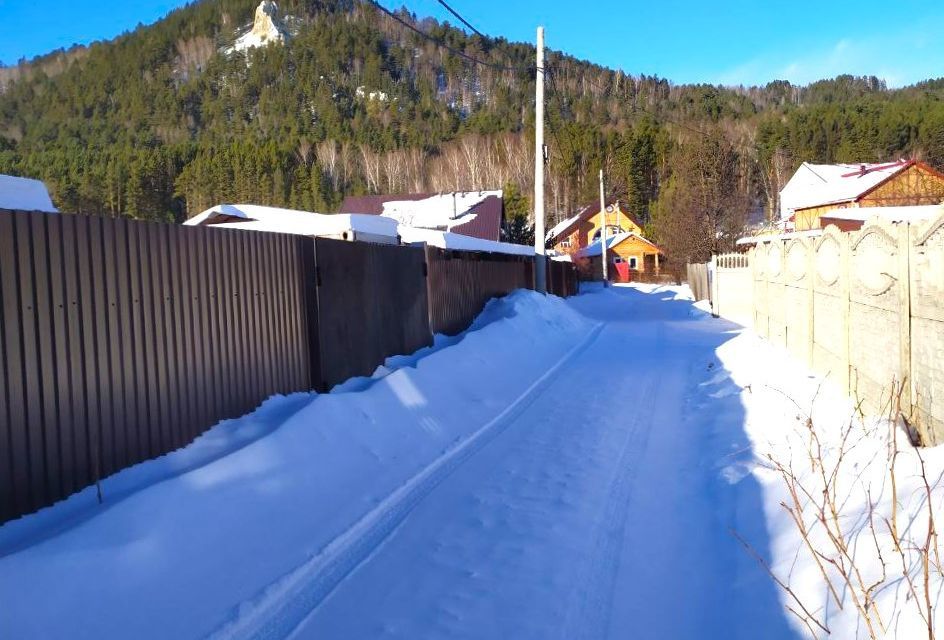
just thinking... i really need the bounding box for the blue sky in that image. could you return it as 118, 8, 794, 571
1, 0, 942, 87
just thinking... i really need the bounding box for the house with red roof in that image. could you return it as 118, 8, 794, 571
780, 160, 944, 231
339, 191, 504, 242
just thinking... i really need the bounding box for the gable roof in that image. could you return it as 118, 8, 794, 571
0, 174, 58, 213
339, 191, 503, 242
783, 160, 939, 214
546, 199, 637, 244
575, 231, 662, 258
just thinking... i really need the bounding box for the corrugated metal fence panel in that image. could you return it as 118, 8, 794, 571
314, 238, 432, 390
0, 209, 314, 523
426, 248, 535, 336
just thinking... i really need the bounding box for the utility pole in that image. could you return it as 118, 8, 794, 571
533, 26, 546, 293
599, 169, 608, 285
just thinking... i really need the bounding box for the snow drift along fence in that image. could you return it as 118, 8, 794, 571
0, 209, 579, 523
0, 210, 316, 523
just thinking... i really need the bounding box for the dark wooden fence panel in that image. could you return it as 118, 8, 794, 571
0, 209, 315, 523
314, 238, 432, 390
426, 248, 534, 336
546, 258, 579, 298
687, 262, 710, 302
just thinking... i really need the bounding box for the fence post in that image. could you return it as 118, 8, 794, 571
710, 254, 718, 317
840, 232, 852, 395
806, 238, 815, 367
898, 222, 913, 419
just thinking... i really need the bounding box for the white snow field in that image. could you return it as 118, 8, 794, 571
0, 284, 940, 639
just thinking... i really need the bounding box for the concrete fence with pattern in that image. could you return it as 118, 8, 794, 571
0, 209, 579, 523
712, 212, 944, 446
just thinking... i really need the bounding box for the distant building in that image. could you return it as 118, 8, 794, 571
0, 174, 58, 213
546, 200, 662, 280
780, 160, 944, 231
339, 191, 503, 242
546, 200, 644, 253
577, 231, 663, 281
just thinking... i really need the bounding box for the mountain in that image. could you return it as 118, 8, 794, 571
0, 0, 943, 252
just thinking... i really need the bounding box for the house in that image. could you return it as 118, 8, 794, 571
546, 200, 644, 253
0, 174, 58, 213
780, 160, 944, 231
339, 191, 503, 242
576, 231, 663, 281
183, 203, 400, 244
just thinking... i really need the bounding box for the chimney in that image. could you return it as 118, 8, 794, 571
859, 164, 867, 175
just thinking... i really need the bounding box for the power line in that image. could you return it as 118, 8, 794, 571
366, 0, 528, 73
434, 0, 485, 38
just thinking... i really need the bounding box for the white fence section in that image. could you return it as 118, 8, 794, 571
710, 253, 753, 327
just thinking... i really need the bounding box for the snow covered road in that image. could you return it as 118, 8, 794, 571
224, 287, 796, 640
0, 285, 801, 639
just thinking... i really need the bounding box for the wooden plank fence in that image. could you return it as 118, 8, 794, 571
0, 209, 580, 523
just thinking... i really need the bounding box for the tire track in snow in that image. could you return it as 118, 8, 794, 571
562, 328, 661, 640
206, 322, 605, 640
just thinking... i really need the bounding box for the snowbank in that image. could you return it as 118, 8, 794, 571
705, 327, 944, 638
0, 291, 595, 639
0, 174, 58, 212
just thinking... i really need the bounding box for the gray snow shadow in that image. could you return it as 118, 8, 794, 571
567, 284, 799, 640
0, 393, 314, 557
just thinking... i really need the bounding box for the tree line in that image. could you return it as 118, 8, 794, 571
1, 0, 943, 261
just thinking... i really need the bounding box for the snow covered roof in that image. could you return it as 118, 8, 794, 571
820, 204, 943, 224
0, 174, 58, 213
575, 231, 661, 258
545, 213, 581, 242
399, 226, 534, 256
183, 203, 399, 239
340, 191, 503, 242
781, 160, 920, 217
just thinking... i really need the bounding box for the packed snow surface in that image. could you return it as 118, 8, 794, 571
0, 174, 58, 212
1, 285, 941, 639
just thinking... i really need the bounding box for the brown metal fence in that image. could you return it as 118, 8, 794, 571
0, 209, 579, 523
314, 238, 432, 390
0, 210, 315, 523
425, 247, 534, 336
546, 258, 579, 298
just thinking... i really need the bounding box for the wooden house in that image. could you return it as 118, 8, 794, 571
780, 160, 944, 231
546, 200, 645, 252
577, 231, 663, 281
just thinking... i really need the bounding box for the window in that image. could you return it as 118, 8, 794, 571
591, 225, 624, 242
629, 257, 638, 269
560, 238, 571, 249
613, 256, 624, 264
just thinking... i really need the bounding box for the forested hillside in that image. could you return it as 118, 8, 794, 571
1, 0, 943, 258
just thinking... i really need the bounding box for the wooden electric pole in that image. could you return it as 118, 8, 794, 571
599, 169, 608, 284
533, 26, 546, 293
